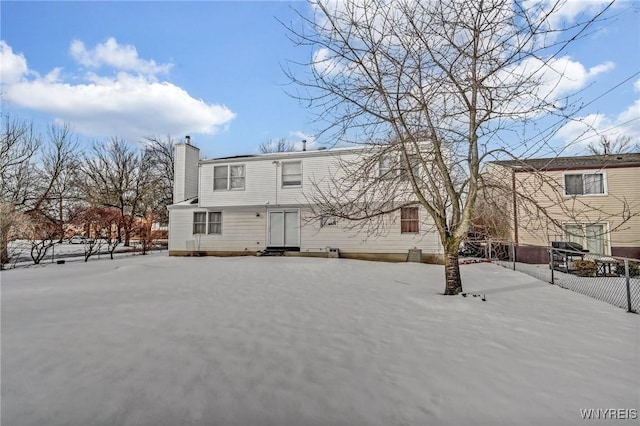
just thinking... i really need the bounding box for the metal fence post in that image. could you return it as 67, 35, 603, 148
488, 238, 492, 261
625, 258, 632, 313
549, 248, 555, 285
511, 241, 516, 270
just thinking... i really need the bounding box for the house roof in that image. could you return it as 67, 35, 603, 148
199, 146, 367, 164
491, 153, 640, 171
168, 197, 199, 209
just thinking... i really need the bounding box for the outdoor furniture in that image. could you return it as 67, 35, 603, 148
593, 256, 621, 277
551, 241, 589, 273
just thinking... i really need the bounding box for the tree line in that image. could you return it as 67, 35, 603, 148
0, 114, 175, 267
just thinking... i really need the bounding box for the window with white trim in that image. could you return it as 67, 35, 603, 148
379, 155, 396, 179
282, 161, 302, 187
208, 212, 222, 234
214, 165, 245, 190
229, 165, 245, 189
564, 173, 604, 195
193, 212, 206, 234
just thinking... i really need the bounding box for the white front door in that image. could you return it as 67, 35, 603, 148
268, 210, 299, 247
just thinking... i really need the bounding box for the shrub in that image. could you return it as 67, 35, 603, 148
573, 260, 597, 277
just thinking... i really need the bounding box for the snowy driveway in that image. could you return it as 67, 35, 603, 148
2, 254, 638, 426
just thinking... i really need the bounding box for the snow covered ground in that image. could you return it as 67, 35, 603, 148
2, 254, 638, 426
494, 260, 640, 312
4, 239, 166, 266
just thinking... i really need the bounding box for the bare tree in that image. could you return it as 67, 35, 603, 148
587, 135, 639, 156
80, 138, 152, 246
136, 212, 158, 255
285, 0, 614, 294
34, 123, 81, 241
259, 138, 296, 154
142, 136, 175, 225
97, 207, 122, 259
20, 212, 59, 265
0, 115, 40, 267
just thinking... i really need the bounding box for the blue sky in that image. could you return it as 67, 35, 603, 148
1, 1, 639, 159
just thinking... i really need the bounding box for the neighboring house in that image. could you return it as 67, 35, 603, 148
488, 153, 640, 262
168, 140, 443, 261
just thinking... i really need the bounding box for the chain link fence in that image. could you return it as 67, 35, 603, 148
474, 240, 639, 313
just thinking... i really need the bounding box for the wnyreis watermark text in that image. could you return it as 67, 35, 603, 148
580, 409, 637, 420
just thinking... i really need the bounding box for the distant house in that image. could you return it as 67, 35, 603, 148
488, 153, 640, 262
167, 139, 443, 261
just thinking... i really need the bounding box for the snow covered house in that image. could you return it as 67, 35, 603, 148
168, 139, 443, 261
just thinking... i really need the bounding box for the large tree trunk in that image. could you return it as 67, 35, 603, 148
57, 199, 64, 243
443, 245, 462, 295
0, 238, 8, 268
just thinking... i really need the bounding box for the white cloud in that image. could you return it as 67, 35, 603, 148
0, 40, 235, 141
508, 56, 613, 97
312, 47, 346, 77
523, 0, 617, 27
556, 100, 640, 150
70, 38, 172, 76
634, 78, 640, 92
0, 41, 29, 84
289, 131, 317, 150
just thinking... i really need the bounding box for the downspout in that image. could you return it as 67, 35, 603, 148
512, 168, 519, 244
272, 160, 279, 206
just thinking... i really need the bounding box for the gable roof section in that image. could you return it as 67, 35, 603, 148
491, 153, 640, 172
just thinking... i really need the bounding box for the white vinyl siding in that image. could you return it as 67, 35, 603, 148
198, 151, 360, 208
169, 208, 265, 252
169, 207, 443, 255
282, 161, 302, 187
300, 208, 441, 254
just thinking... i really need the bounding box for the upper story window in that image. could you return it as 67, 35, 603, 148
379, 155, 396, 179
214, 165, 245, 191
564, 173, 604, 195
401, 154, 421, 181
282, 161, 302, 187
400, 207, 419, 233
